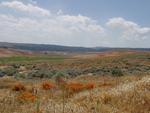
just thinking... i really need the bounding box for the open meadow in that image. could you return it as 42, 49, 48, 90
0, 50, 150, 113
1, 0, 150, 113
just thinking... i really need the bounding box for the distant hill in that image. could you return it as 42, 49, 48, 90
0, 48, 33, 57
0, 42, 150, 52
0, 42, 110, 52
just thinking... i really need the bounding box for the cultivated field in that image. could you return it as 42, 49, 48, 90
0, 49, 150, 113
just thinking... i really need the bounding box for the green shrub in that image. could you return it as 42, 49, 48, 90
54, 70, 67, 77
14, 73, 26, 79
65, 68, 82, 77
11, 64, 21, 68
0, 69, 6, 77
111, 68, 123, 76
82, 67, 99, 75
39, 69, 54, 78
4, 67, 17, 76
27, 69, 54, 79
89, 66, 99, 73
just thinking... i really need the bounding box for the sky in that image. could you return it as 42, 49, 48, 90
0, 0, 150, 48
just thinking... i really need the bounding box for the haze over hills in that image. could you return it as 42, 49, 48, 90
0, 42, 150, 53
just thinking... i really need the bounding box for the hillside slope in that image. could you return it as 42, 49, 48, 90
0, 48, 32, 57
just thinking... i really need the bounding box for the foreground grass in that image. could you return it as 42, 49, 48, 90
0, 75, 149, 113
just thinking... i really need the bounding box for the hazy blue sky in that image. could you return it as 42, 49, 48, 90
0, 0, 150, 47
35, 0, 150, 25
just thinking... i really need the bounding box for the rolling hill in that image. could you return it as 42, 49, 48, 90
0, 42, 150, 53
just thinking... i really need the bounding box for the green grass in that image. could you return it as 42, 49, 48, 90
0, 55, 69, 63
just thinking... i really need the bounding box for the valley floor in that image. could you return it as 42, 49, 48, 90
0, 50, 150, 113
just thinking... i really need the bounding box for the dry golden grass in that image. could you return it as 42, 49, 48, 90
17, 91, 36, 102
41, 81, 55, 90
65, 82, 85, 93
0, 76, 17, 89
99, 92, 112, 104
84, 82, 95, 90
0, 75, 149, 113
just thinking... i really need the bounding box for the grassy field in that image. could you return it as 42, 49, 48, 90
0, 50, 150, 113
0, 55, 70, 63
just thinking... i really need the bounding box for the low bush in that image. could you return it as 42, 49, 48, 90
0, 69, 6, 77
27, 69, 54, 79
54, 71, 67, 77
42, 81, 55, 90
11, 64, 21, 68
111, 67, 123, 76
4, 67, 17, 76
84, 82, 95, 89
65, 68, 82, 77
14, 73, 27, 79
82, 67, 98, 74
12, 82, 26, 91
65, 82, 85, 93
88, 66, 100, 73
